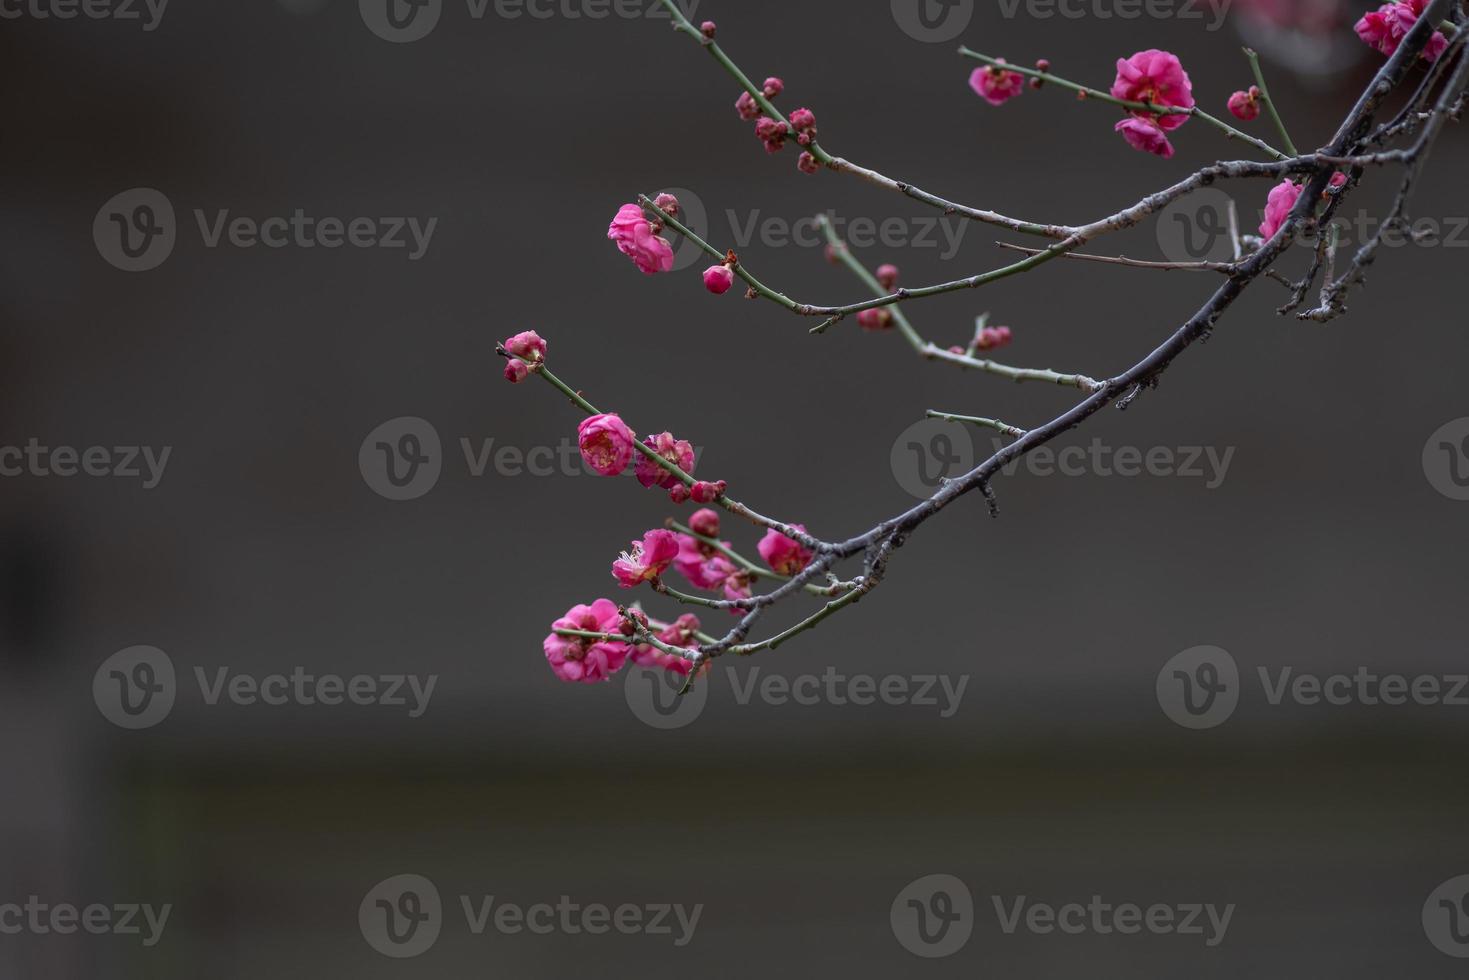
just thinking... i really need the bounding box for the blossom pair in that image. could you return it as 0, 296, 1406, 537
578, 414, 698, 489
971, 50, 1194, 160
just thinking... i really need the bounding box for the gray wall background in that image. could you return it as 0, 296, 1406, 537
2, 0, 1467, 976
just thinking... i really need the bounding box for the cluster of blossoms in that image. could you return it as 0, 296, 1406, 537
542, 599, 705, 683
499, 326, 824, 683
538, 504, 818, 683
735, 75, 822, 175
1355, 0, 1451, 61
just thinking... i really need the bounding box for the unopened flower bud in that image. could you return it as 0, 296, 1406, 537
654, 192, 680, 217
504, 359, 530, 384
691, 481, 721, 504
876, 264, 900, 290
689, 508, 720, 538
703, 264, 735, 295
735, 90, 761, 121
700, 20, 716, 38
668, 484, 691, 504
762, 77, 784, 98
857, 308, 893, 332
796, 151, 819, 174
789, 107, 816, 130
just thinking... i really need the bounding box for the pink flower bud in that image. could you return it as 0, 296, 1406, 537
762, 77, 783, 99
735, 91, 761, 121
975, 325, 1014, 351
653, 192, 680, 217
796, 151, 819, 174
789, 107, 816, 131
691, 481, 722, 504
857, 308, 893, 332
755, 117, 787, 140
669, 484, 691, 504
700, 20, 716, 38
876, 264, 900, 290
1227, 87, 1260, 121
503, 359, 530, 384
578, 413, 637, 477
689, 508, 720, 538
703, 264, 735, 294
504, 330, 547, 362
824, 244, 844, 264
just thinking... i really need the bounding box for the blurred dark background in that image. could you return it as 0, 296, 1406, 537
3, 0, 1468, 975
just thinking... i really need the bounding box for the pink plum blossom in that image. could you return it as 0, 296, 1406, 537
1260, 179, 1303, 239
504, 330, 547, 362
578, 413, 637, 477
758, 525, 814, 576
1356, 1, 1449, 61
1114, 117, 1177, 159
673, 534, 738, 591
612, 529, 681, 589
631, 614, 703, 675
968, 62, 1026, 106
735, 91, 761, 120
543, 599, 629, 683
1111, 49, 1194, 157
608, 204, 675, 275
635, 432, 696, 490
503, 360, 529, 384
